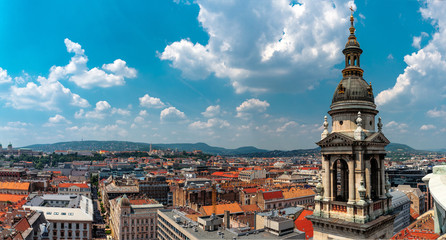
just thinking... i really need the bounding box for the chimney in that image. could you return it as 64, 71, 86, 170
224, 210, 230, 229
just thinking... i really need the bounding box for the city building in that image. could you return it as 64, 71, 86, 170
395, 184, 426, 217
23, 194, 93, 240
389, 190, 411, 234
307, 11, 396, 240
238, 169, 267, 182
109, 195, 163, 240
138, 176, 170, 205
0, 182, 31, 195
57, 183, 91, 198
157, 209, 305, 240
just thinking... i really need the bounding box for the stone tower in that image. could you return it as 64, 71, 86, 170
307, 10, 396, 240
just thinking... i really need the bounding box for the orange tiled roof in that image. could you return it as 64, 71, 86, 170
58, 183, 89, 189
282, 188, 315, 199
0, 194, 27, 203
241, 204, 260, 213
202, 203, 244, 215
0, 182, 30, 191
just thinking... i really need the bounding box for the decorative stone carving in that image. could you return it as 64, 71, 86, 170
315, 174, 324, 201
378, 117, 383, 132
321, 116, 329, 140
357, 178, 367, 206
354, 111, 365, 140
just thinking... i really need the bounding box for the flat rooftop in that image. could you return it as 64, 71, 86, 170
159, 209, 303, 240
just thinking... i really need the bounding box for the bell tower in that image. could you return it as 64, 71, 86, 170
307, 9, 396, 240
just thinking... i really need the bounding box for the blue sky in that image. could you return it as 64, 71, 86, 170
0, 0, 444, 150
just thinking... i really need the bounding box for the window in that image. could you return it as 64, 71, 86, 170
54, 212, 59, 215
47, 212, 52, 215
76, 223, 79, 229
61, 212, 66, 215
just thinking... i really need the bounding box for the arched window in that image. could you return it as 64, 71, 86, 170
332, 159, 349, 202
370, 159, 379, 200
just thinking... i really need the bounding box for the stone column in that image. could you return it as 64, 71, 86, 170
348, 160, 355, 204
323, 156, 330, 200
365, 161, 371, 201
380, 157, 386, 198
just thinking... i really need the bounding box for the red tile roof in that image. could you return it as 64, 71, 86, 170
295, 210, 314, 240
14, 218, 30, 233
263, 191, 283, 200
58, 183, 89, 189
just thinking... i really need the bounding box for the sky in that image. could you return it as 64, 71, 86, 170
0, 0, 444, 150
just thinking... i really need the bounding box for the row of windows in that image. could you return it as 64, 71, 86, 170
54, 222, 87, 230
158, 215, 190, 240
123, 217, 155, 225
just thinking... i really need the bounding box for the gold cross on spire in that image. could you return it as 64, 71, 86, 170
350, 6, 354, 15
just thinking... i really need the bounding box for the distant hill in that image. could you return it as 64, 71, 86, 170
23, 141, 268, 156
22, 141, 420, 157
385, 143, 416, 152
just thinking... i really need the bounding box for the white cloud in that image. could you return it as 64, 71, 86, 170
160, 107, 186, 122
384, 121, 408, 133
276, 121, 298, 132
160, 0, 356, 93
420, 124, 436, 130
6, 38, 135, 111
134, 116, 145, 124
376, 3, 446, 108
412, 32, 428, 49
202, 105, 221, 118
139, 93, 165, 108
8, 77, 89, 111
236, 98, 270, 118
189, 118, 229, 129
48, 114, 71, 124
75, 101, 129, 119
111, 108, 130, 116
427, 106, 446, 118
0, 67, 12, 84
387, 54, 394, 60
139, 110, 148, 116
61, 39, 137, 89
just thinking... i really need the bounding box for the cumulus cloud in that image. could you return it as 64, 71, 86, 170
412, 32, 428, 49
420, 124, 436, 130
75, 101, 129, 119
189, 118, 229, 129
376, 3, 446, 108
276, 121, 298, 132
49, 114, 71, 124
60, 39, 137, 88
160, 107, 186, 122
8, 77, 89, 111
384, 121, 408, 133
0, 67, 12, 84
236, 98, 270, 118
139, 93, 165, 108
160, 0, 356, 93
6, 38, 135, 110
202, 105, 221, 118
427, 106, 446, 118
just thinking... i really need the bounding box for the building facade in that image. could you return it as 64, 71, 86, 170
307, 11, 396, 240
58, 183, 91, 198
109, 195, 163, 240
23, 194, 93, 240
